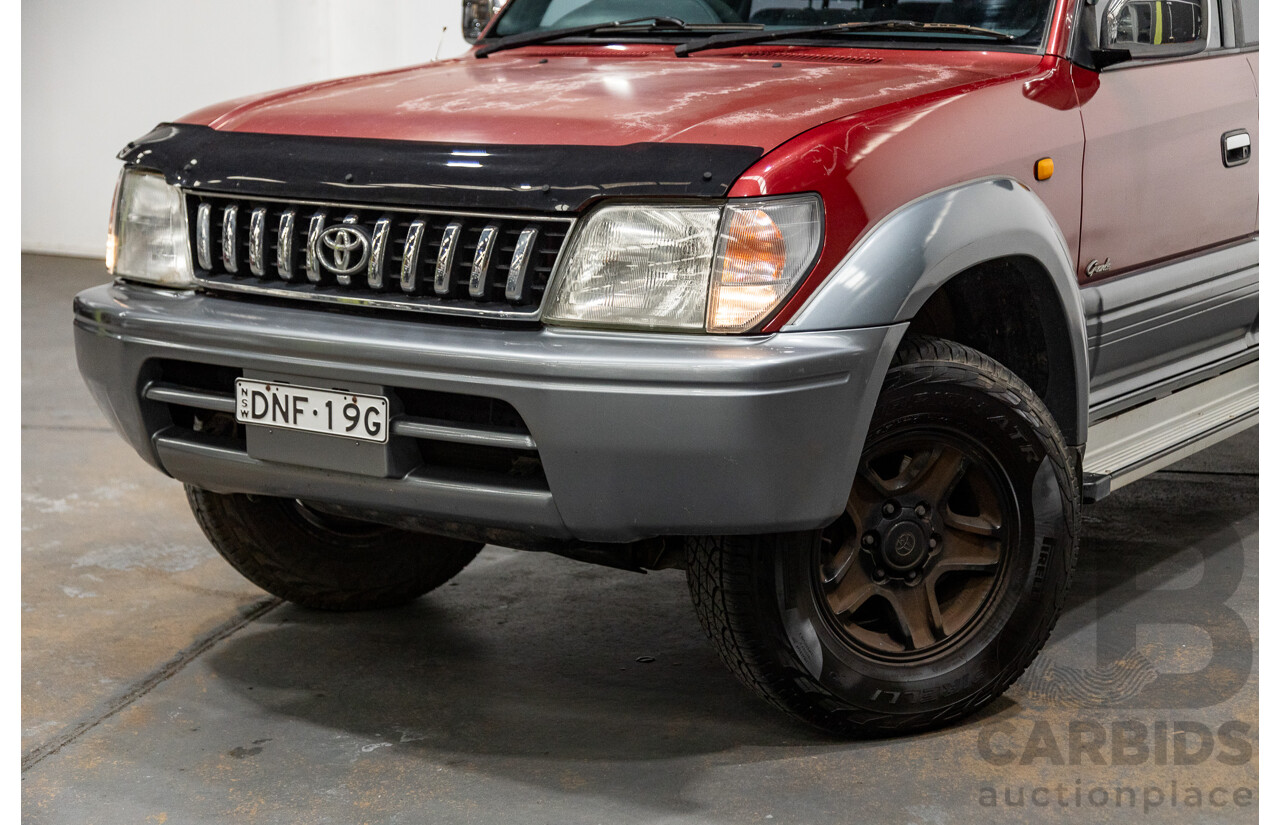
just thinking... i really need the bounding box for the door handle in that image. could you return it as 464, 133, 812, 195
1223, 130, 1251, 167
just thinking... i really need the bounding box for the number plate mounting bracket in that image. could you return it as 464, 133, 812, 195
240, 371, 416, 478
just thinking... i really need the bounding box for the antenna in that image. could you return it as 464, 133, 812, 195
434, 26, 448, 61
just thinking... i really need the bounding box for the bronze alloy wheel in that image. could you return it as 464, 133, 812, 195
685, 337, 1081, 735
817, 430, 1016, 662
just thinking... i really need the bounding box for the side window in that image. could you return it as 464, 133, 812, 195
1234, 0, 1257, 46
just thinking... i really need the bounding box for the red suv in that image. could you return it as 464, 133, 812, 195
76, 0, 1258, 735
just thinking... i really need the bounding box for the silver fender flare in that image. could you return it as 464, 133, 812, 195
784, 177, 1089, 444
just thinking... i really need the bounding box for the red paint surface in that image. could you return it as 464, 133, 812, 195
179, 45, 1042, 153
745, 51, 1087, 330
1044, 0, 1078, 58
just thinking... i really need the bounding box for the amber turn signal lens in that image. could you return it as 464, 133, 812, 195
711, 209, 787, 331
707, 196, 823, 333
1035, 158, 1054, 181
720, 209, 787, 285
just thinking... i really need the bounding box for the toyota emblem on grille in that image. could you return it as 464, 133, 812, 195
314, 225, 372, 275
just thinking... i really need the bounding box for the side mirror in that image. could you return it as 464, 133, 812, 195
1098, 0, 1208, 61
463, 0, 505, 44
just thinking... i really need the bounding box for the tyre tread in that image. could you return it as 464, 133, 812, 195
187, 486, 482, 611
686, 335, 1080, 736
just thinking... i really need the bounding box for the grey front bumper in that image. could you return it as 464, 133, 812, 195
74, 282, 905, 543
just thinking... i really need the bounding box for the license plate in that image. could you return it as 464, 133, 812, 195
235, 379, 389, 443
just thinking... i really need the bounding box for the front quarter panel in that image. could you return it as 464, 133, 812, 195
732, 54, 1085, 331
782, 176, 1090, 443
730, 55, 1090, 442
786, 177, 1081, 332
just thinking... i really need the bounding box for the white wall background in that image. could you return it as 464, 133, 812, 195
23, 0, 471, 256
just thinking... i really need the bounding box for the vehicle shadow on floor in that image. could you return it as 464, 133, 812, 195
202, 558, 863, 815
201, 467, 1256, 812
205, 557, 830, 733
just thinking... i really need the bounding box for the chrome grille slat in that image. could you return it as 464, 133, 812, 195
186, 193, 573, 320
470, 224, 498, 299
277, 210, 296, 280
434, 222, 462, 297
195, 203, 213, 271
248, 207, 267, 276
506, 227, 539, 302
305, 212, 325, 283
221, 205, 238, 274
369, 217, 391, 290
401, 220, 426, 294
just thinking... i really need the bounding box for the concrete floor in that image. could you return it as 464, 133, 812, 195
23, 253, 1258, 824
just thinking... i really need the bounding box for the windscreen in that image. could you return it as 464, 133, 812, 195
494, 0, 1055, 44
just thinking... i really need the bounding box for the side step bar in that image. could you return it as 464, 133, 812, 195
1082, 361, 1258, 503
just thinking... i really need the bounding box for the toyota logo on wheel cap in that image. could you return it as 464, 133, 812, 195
314, 225, 372, 275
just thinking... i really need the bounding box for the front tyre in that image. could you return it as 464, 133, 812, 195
186, 486, 483, 611
686, 336, 1079, 735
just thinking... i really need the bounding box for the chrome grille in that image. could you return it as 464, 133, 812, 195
186, 193, 574, 319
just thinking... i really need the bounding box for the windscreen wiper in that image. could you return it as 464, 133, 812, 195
476, 16, 697, 58
674, 19, 1014, 57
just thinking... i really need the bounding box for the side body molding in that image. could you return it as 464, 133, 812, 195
784, 177, 1090, 445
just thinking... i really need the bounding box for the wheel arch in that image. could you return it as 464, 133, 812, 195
783, 177, 1089, 445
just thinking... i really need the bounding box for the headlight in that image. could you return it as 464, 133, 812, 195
544, 195, 822, 333
107, 169, 193, 288
544, 204, 721, 331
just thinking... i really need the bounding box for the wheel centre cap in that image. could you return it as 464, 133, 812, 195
881, 522, 927, 572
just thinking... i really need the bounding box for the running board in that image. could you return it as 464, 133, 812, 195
1082, 361, 1258, 503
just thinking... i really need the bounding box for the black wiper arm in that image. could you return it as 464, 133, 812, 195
476, 16, 691, 58
675, 19, 1013, 57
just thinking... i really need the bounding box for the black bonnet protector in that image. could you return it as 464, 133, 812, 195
120, 124, 765, 212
